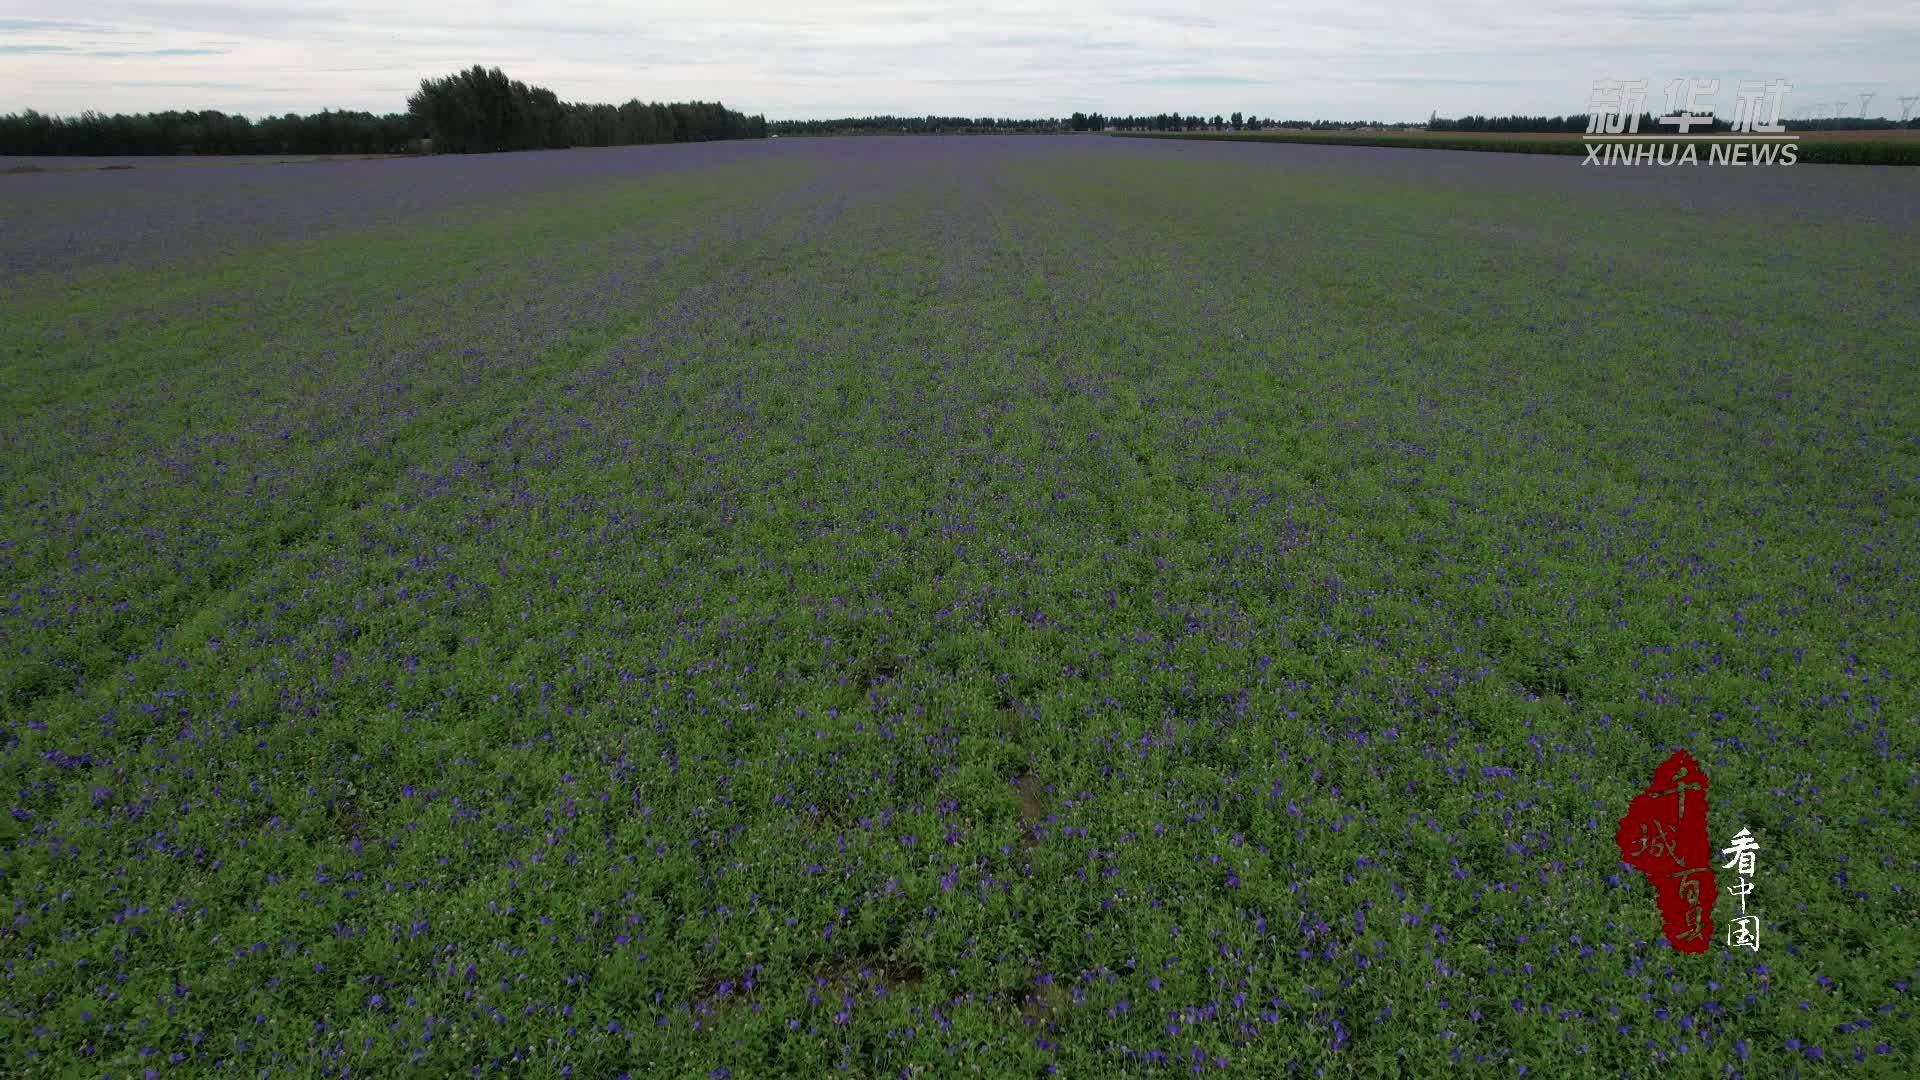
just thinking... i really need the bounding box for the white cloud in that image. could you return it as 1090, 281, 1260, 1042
2, 2, 1916, 120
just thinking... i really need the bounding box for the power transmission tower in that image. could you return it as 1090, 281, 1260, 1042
1858, 91, 1875, 118
1900, 95, 1919, 123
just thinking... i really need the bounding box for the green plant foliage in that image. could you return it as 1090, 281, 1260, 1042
2, 137, 1916, 1076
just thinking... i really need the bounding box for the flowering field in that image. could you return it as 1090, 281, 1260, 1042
3, 136, 1917, 1076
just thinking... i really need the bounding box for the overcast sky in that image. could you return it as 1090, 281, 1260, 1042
4, 2, 1918, 122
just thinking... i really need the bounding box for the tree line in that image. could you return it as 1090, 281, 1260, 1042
770, 112, 1470, 136
767, 115, 1070, 135
1429, 114, 1603, 133
770, 111, 1280, 136
1092, 113, 1274, 132
0, 65, 765, 156
407, 66, 763, 152
1783, 116, 1918, 131
0, 109, 415, 156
